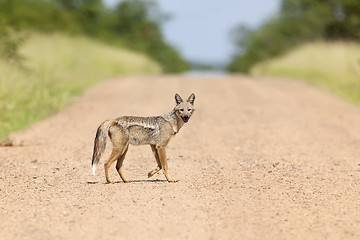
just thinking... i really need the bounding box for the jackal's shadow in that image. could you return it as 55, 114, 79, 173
87, 179, 169, 184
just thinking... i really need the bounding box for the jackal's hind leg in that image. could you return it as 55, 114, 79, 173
148, 144, 162, 178
116, 145, 130, 183
104, 148, 123, 183
156, 146, 177, 182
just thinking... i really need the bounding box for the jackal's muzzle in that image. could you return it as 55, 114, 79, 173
182, 115, 190, 122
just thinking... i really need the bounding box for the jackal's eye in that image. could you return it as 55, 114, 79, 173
188, 108, 192, 112
179, 108, 184, 112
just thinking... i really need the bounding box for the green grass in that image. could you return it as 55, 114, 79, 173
0, 33, 161, 139
251, 41, 360, 104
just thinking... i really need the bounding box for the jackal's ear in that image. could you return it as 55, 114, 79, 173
175, 93, 183, 105
187, 93, 195, 105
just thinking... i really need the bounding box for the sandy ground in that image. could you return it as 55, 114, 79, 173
0, 75, 360, 240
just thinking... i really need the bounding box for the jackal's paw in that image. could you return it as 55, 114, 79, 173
148, 172, 154, 178
167, 179, 179, 183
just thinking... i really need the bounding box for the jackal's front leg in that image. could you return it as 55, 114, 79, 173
148, 145, 162, 178
156, 146, 177, 182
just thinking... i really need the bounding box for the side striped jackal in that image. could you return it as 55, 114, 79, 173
91, 93, 195, 183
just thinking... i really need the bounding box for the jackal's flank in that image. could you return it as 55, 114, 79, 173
91, 93, 196, 183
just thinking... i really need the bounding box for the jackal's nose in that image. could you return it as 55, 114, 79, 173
182, 115, 189, 122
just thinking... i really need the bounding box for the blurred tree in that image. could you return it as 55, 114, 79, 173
112, 0, 188, 72
56, 0, 104, 35
227, 0, 360, 73
326, 0, 360, 39
0, 0, 188, 73
0, 0, 78, 32
0, 23, 25, 65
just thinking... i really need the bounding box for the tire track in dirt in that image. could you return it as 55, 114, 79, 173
0, 75, 360, 240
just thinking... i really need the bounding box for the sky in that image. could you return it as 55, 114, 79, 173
104, 0, 281, 64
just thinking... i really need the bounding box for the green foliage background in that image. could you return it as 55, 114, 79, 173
0, 0, 188, 72
227, 0, 360, 73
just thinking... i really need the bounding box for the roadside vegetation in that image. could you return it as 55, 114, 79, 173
227, 0, 360, 104
227, 0, 360, 73
251, 41, 360, 104
0, 33, 160, 139
0, 0, 186, 139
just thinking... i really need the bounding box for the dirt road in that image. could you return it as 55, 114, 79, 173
1, 75, 359, 240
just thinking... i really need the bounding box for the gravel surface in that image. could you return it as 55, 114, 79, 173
1, 75, 360, 240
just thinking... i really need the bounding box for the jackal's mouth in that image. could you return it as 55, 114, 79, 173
182, 116, 189, 122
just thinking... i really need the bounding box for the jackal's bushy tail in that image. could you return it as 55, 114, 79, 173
91, 120, 115, 176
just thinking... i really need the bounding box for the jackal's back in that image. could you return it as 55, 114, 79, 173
114, 115, 173, 146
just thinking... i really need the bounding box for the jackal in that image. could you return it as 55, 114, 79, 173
91, 93, 195, 183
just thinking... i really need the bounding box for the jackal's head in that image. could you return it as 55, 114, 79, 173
174, 93, 195, 123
